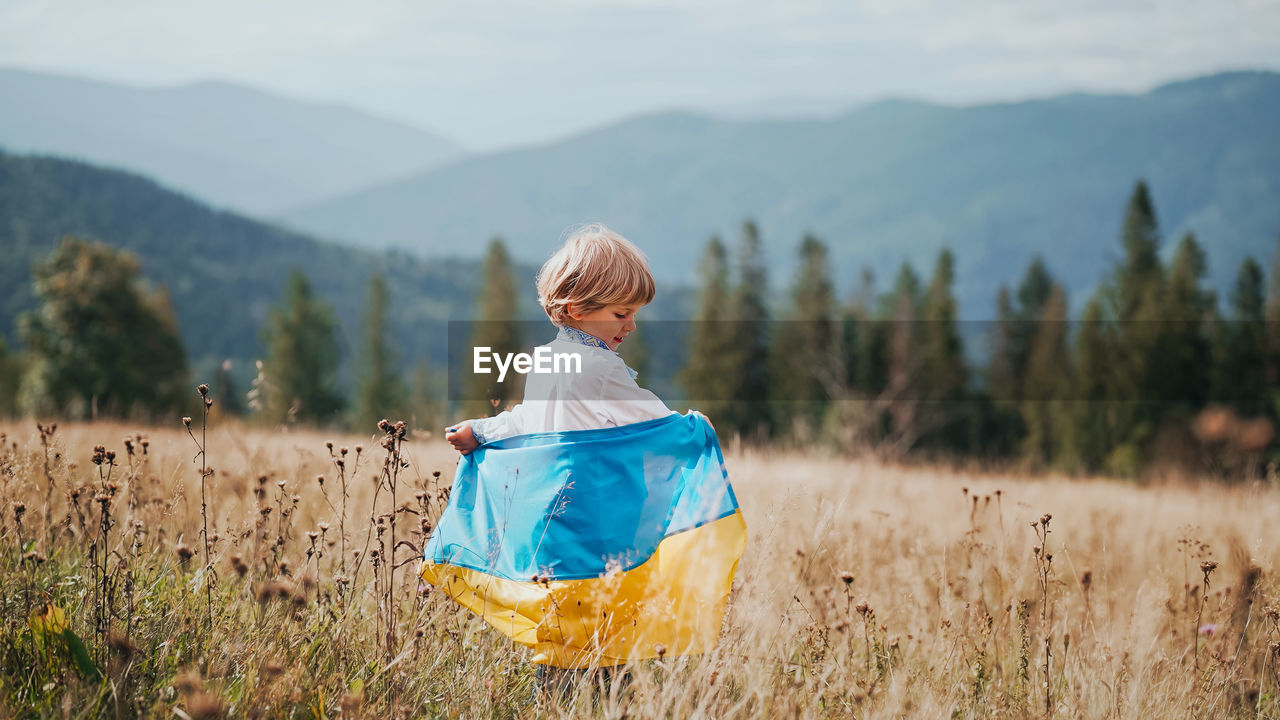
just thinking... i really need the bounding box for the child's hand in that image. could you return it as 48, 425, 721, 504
445, 420, 480, 455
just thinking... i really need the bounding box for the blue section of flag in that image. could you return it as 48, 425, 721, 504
424, 412, 738, 582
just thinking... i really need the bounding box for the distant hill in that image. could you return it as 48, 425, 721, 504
0, 68, 465, 216
0, 150, 499, 388
0, 150, 695, 402
285, 71, 1280, 318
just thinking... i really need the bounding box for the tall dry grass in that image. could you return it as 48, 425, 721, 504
0, 418, 1278, 719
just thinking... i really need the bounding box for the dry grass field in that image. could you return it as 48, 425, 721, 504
1, 417, 1278, 719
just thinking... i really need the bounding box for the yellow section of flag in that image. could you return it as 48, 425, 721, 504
420, 509, 747, 668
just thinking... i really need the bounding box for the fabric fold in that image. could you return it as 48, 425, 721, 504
420, 411, 746, 668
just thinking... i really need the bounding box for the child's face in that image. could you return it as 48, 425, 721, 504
567, 303, 641, 351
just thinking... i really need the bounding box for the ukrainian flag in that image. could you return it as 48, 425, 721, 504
419, 412, 747, 668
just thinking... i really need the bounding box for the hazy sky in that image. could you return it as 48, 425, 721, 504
3, 0, 1279, 150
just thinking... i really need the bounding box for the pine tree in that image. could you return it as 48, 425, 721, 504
1116, 181, 1162, 322
1073, 298, 1111, 471
1213, 258, 1267, 416
918, 249, 967, 451
680, 236, 737, 420
18, 237, 189, 418
728, 220, 772, 438
0, 339, 22, 417
352, 271, 406, 432
983, 286, 1024, 456
1021, 285, 1073, 468
1012, 257, 1054, 395
851, 266, 886, 397
1103, 180, 1168, 466
1266, 233, 1280, 418
464, 238, 523, 418
260, 270, 344, 425
770, 234, 836, 437
1162, 234, 1215, 410
883, 262, 923, 446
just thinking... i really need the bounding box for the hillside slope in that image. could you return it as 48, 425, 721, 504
287, 71, 1280, 317
0, 68, 465, 216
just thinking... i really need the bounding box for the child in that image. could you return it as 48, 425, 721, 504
445, 224, 673, 451
422, 224, 746, 699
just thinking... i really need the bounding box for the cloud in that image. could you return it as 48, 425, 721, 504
1, 0, 1277, 148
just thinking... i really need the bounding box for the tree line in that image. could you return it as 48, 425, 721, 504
0, 179, 1276, 477
675, 181, 1278, 476
0, 237, 434, 432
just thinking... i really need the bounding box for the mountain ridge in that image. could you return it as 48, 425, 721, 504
283, 70, 1280, 319
0, 67, 466, 216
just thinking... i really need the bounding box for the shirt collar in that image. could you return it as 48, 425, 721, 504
556, 324, 611, 351
555, 325, 640, 379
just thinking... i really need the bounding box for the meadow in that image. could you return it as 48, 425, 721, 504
1, 413, 1278, 719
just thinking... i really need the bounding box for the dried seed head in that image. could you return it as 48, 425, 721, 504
173, 669, 203, 695
107, 631, 140, 659
186, 691, 226, 720
1201, 560, 1218, 574
318, 522, 329, 532
377, 419, 392, 433
1081, 569, 1093, 591
655, 644, 667, 659
197, 384, 209, 397
839, 572, 854, 585
315, 474, 324, 486
176, 544, 194, 562
12, 502, 24, 519
856, 601, 871, 616
340, 692, 364, 712
182, 417, 192, 428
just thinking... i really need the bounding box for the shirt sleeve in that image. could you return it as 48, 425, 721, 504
590, 356, 676, 427
469, 405, 528, 445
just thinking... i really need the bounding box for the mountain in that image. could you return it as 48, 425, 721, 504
0, 68, 465, 216
0, 149, 489, 387
285, 71, 1280, 318
0, 150, 695, 400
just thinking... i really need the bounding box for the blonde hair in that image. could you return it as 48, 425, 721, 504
536, 223, 656, 325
